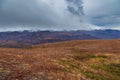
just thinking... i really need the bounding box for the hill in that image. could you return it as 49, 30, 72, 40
0, 39, 120, 80
0, 29, 120, 48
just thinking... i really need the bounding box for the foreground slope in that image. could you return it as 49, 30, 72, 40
0, 40, 120, 80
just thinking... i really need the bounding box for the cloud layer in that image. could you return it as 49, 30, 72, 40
0, 0, 96, 31
0, 0, 120, 31
83, 0, 120, 28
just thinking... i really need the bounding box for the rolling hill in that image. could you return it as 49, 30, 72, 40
0, 29, 120, 48
0, 39, 120, 80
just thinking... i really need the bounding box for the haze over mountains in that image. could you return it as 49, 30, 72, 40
0, 29, 120, 48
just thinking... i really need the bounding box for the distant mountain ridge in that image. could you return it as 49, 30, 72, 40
0, 29, 120, 48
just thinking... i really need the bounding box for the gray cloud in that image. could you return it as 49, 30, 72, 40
66, 0, 84, 16
0, 0, 96, 31
83, 0, 120, 28
1, 0, 119, 31
0, 0, 59, 25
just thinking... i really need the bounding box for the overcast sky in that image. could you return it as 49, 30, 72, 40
0, 0, 120, 31
83, 0, 120, 29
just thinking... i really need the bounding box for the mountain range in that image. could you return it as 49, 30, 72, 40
0, 29, 120, 48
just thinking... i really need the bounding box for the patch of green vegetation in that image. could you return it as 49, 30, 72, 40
90, 63, 120, 80
71, 49, 108, 61
97, 55, 108, 58
73, 54, 95, 60
70, 49, 80, 53
59, 60, 115, 80
73, 53, 108, 61
58, 50, 119, 80
81, 71, 110, 80
59, 59, 112, 80
59, 60, 80, 73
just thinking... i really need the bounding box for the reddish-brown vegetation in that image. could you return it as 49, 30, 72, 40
0, 39, 120, 80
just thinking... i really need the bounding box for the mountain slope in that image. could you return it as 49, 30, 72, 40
0, 29, 120, 48
0, 39, 120, 80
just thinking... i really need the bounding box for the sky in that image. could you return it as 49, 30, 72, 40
83, 0, 120, 29
0, 0, 120, 31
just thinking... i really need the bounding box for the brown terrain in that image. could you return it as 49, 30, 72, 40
0, 39, 120, 80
